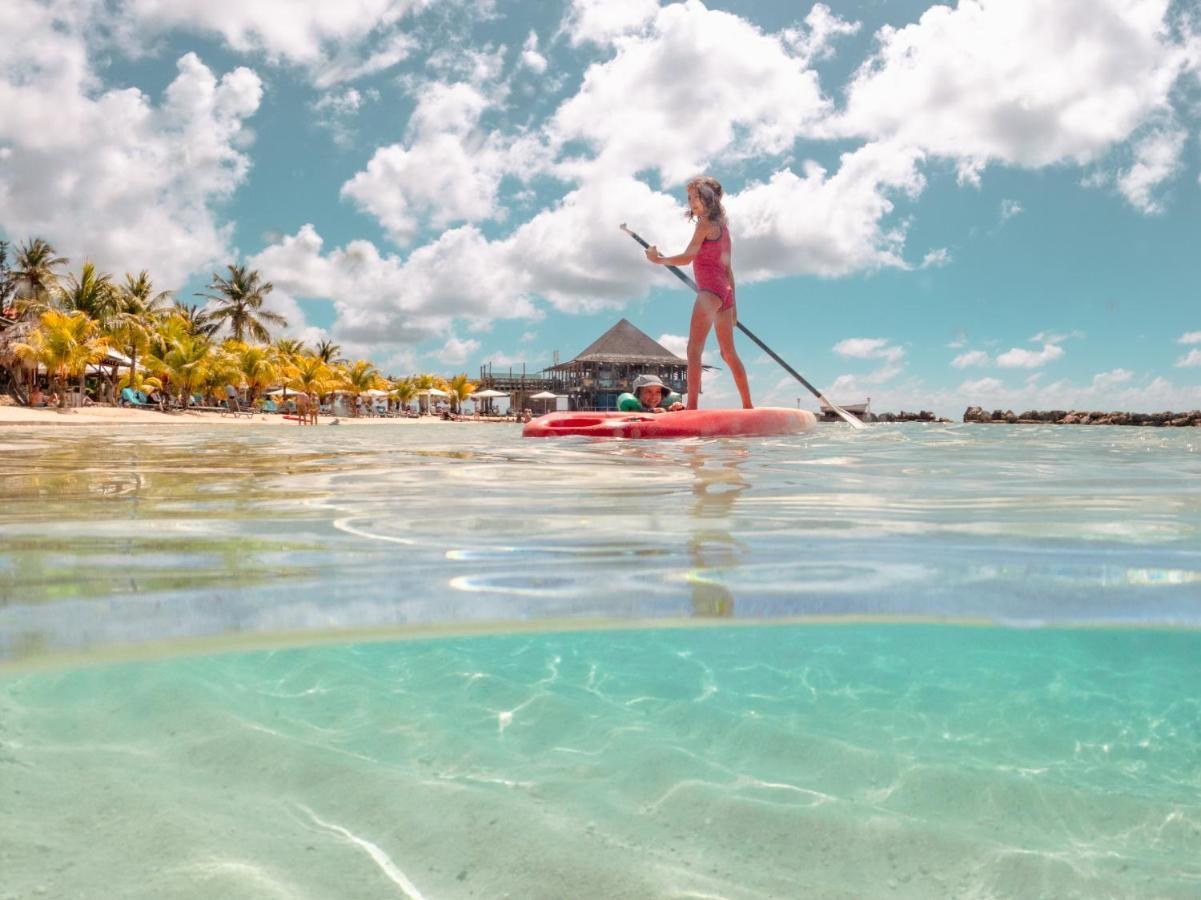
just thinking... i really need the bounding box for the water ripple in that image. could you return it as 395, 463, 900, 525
1, 423, 1199, 664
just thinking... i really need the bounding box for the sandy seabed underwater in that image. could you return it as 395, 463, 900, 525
2, 422, 1199, 898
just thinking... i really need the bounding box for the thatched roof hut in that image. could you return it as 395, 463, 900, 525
547, 318, 688, 410
549, 318, 686, 369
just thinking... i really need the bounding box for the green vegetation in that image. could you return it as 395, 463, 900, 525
0, 237, 473, 413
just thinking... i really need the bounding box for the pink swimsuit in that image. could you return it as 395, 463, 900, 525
693, 223, 734, 312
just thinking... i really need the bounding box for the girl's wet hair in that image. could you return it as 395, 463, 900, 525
685, 175, 726, 223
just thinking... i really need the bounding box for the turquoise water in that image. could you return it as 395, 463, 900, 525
2, 423, 1200, 896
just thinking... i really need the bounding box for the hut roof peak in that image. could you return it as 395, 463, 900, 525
563, 318, 684, 365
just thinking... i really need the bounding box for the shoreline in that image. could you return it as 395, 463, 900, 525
7, 404, 1201, 429
0, 405, 517, 428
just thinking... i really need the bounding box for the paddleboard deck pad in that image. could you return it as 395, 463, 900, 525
523, 407, 816, 438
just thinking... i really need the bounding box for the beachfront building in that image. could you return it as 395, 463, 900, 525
478, 318, 688, 411
549, 319, 687, 410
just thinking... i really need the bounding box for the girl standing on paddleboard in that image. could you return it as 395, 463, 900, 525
644, 176, 752, 410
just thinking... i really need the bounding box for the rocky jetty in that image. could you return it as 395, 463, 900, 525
869, 410, 953, 424
963, 406, 1201, 426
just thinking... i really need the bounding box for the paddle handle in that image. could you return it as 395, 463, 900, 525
620, 224, 864, 427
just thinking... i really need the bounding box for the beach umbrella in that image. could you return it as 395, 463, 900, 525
469, 388, 507, 414
422, 386, 451, 414
529, 390, 558, 413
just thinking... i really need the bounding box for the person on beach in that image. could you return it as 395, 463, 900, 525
618, 373, 684, 414
643, 176, 752, 410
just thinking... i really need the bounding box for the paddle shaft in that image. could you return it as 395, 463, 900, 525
620, 225, 861, 422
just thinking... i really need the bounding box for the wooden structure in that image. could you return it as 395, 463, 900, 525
475, 363, 557, 414
546, 318, 687, 411
477, 318, 691, 411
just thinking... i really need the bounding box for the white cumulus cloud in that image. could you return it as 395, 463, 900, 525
835, 0, 1190, 182
312, 87, 378, 146
830, 336, 905, 395
340, 82, 514, 243
995, 343, 1065, 369
781, 4, 861, 64
249, 223, 541, 350
833, 337, 904, 362
562, 0, 659, 46
1117, 126, 1188, 213
520, 31, 548, 73
951, 350, 990, 369
548, 0, 830, 184
437, 335, 482, 366
730, 142, 927, 281
0, 3, 262, 287
1176, 349, 1201, 368
122, 0, 424, 77
958, 376, 1004, 395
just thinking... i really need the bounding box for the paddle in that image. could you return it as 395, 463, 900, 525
620, 224, 866, 429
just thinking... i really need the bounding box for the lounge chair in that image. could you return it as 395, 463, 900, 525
220, 395, 255, 417
186, 394, 226, 412
120, 387, 151, 408
261, 399, 278, 414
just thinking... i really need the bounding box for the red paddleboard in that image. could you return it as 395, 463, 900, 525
523, 408, 816, 438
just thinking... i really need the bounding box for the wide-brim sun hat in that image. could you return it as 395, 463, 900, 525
632, 374, 671, 395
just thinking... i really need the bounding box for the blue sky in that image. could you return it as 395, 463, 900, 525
2, 0, 1199, 414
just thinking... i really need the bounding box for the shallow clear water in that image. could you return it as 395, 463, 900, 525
2, 423, 1200, 897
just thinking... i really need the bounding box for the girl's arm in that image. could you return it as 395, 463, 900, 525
645, 221, 709, 267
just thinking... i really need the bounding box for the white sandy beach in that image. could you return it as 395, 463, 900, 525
0, 404, 502, 428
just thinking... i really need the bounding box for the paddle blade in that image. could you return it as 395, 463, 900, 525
820, 397, 867, 429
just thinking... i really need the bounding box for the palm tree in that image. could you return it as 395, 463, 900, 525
340, 359, 385, 416
314, 339, 342, 364
0, 240, 15, 312
286, 355, 333, 400
58, 262, 117, 322
108, 271, 172, 401
58, 263, 117, 400
273, 338, 306, 361
11, 310, 109, 407
391, 376, 418, 413
172, 302, 219, 338
272, 338, 308, 403
445, 373, 476, 414
229, 341, 278, 404
148, 335, 212, 408
198, 346, 241, 407
197, 264, 286, 343
10, 238, 68, 315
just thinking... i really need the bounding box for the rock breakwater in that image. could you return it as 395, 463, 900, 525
963, 406, 1201, 426
870, 410, 953, 423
